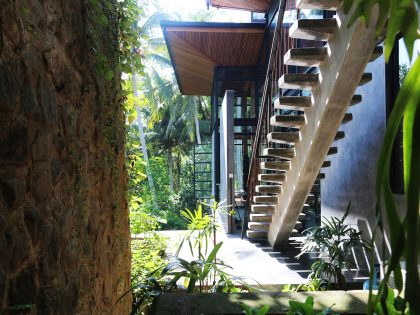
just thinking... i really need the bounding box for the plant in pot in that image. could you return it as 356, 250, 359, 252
297, 202, 372, 289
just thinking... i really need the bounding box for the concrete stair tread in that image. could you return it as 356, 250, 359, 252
297, 0, 342, 10
267, 132, 299, 145
274, 96, 312, 110
262, 148, 295, 160
369, 46, 383, 62
341, 113, 353, 124
253, 195, 278, 204
289, 18, 337, 41
311, 184, 320, 194
284, 47, 327, 67
258, 173, 286, 183
270, 115, 305, 128
278, 73, 319, 90
322, 160, 331, 168
255, 185, 282, 194
359, 73, 372, 86
295, 221, 303, 229
334, 131, 345, 141
248, 221, 270, 231
250, 213, 272, 222
260, 161, 291, 171
317, 173, 325, 180
290, 229, 300, 237
306, 194, 317, 204
246, 230, 267, 239
251, 204, 275, 213
327, 147, 338, 155
350, 95, 362, 106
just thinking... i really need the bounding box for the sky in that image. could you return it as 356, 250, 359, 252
146, 0, 251, 23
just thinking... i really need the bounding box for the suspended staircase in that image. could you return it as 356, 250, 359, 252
247, 0, 382, 248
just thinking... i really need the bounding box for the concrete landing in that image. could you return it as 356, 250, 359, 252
159, 230, 311, 288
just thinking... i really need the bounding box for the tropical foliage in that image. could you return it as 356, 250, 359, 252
298, 202, 371, 289
127, 202, 251, 314
286, 297, 335, 315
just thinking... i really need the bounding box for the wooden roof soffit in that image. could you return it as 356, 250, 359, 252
209, 0, 271, 12
162, 22, 266, 96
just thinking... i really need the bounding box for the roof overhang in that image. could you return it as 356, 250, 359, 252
207, 0, 271, 12
161, 21, 266, 96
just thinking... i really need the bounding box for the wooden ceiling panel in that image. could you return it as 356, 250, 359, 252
162, 22, 265, 95
210, 0, 271, 12
166, 32, 215, 95
174, 31, 263, 66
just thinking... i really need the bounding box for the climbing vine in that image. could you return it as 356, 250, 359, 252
116, 0, 145, 75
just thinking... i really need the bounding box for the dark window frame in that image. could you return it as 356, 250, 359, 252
385, 42, 404, 194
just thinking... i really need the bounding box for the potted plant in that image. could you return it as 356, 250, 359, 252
297, 202, 372, 289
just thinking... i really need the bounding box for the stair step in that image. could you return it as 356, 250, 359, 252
306, 194, 317, 204
274, 96, 312, 110
334, 131, 345, 141
250, 213, 272, 222
299, 212, 306, 219
297, 0, 341, 10
253, 195, 278, 204
317, 173, 325, 180
267, 132, 299, 145
289, 18, 337, 41
290, 229, 300, 237
302, 204, 311, 211
322, 161, 331, 168
251, 204, 275, 214
270, 115, 305, 128
262, 148, 295, 160
311, 184, 320, 194
359, 73, 372, 86
247, 230, 267, 239
295, 221, 303, 230
369, 46, 383, 62
248, 222, 270, 231
260, 161, 291, 171
350, 95, 362, 106
328, 147, 338, 155
341, 113, 353, 124
278, 73, 319, 90
256, 185, 282, 194
258, 173, 286, 183
284, 47, 327, 67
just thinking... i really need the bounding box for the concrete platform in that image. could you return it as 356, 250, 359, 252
159, 230, 311, 288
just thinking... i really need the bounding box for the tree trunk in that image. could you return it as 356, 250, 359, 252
195, 100, 202, 144
177, 152, 181, 191
132, 73, 158, 207
0, 1, 131, 313
168, 148, 174, 195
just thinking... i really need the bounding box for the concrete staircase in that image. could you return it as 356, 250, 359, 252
247, 0, 381, 247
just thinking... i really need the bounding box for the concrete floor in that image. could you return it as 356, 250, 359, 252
158, 230, 311, 288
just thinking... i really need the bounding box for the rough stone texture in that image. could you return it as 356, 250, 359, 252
0, 0, 131, 314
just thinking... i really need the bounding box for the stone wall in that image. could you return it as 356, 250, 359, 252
0, 0, 131, 313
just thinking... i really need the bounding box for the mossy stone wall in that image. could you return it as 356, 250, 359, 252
0, 0, 131, 313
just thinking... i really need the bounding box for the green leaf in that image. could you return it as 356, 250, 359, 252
256, 305, 271, 315
105, 69, 114, 81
